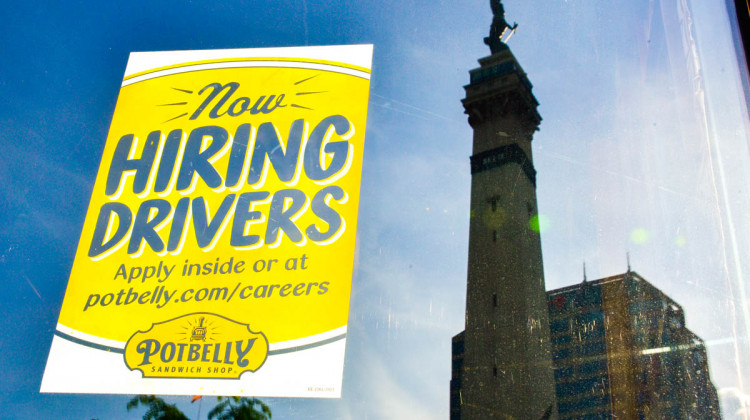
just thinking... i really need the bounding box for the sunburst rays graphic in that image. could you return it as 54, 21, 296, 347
175, 315, 221, 342
159, 75, 326, 123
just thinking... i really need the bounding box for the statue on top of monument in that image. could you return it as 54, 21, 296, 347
484, 0, 518, 54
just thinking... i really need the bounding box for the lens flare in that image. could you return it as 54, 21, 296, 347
630, 228, 650, 244
529, 214, 550, 233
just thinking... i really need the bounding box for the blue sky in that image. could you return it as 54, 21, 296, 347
3, 0, 750, 418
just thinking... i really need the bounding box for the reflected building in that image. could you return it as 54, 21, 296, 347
451, 1, 721, 419
452, 271, 722, 419
547, 271, 720, 419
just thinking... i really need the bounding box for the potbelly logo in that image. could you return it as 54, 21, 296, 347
124, 313, 268, 379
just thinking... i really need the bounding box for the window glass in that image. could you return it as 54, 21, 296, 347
2, 0, 749, 418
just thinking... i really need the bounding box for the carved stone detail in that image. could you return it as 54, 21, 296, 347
464, 88, 541, 131
470, 144, 536, 186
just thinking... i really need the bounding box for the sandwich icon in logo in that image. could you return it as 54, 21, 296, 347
191, 317, 207, 342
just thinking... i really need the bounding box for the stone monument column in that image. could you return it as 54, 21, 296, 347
457, 2, 558, 418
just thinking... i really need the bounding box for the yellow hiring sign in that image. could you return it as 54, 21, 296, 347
41, 45, 372, 397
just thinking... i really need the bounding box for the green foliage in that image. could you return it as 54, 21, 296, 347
126, 395, 189, 420
208, 396, 272, 420
126, 395, 272, 420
